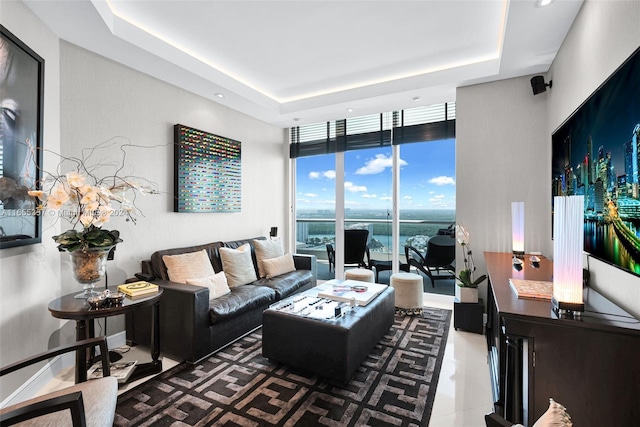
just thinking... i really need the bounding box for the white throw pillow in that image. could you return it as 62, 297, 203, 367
163, 249, 215, 284
186, 271, 231, 300
253, 237, 285, 278
219, 243, 258, 287
262, 253, 296, 278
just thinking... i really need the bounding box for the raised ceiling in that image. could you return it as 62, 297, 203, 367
24, 0, 583, 128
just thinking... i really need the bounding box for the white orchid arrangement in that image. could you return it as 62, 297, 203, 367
455, 224, 487, 288
27, 139, 159, 252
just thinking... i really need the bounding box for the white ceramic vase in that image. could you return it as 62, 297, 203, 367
456, 285, 479, 303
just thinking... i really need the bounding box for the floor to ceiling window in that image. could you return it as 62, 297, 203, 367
291, 103, 456, 290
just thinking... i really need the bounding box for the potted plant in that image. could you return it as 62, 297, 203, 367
455, 224, 487, 303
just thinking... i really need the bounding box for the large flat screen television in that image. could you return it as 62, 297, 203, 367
552, 47, 640, 276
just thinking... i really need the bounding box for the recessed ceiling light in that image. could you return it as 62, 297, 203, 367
538, 0, 553, 6
346, 108, 354, 113
215, 93, 225, 98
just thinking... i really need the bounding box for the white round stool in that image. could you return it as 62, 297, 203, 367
390, 272, 423, 315
344, 268, 375, 283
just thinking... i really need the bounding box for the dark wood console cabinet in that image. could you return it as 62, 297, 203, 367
484, 252, 640, 426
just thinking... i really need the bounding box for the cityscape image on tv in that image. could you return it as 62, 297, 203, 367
552, 49, 640, 274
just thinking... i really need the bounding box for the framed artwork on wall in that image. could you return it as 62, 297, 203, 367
174, 124, 241, 213
552, 46, 640, 276
0, 24, 44, 249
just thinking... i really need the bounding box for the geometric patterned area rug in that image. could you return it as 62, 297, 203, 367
115, 307, 451, 427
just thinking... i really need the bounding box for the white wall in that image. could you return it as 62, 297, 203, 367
456, 74, 549, 306
456, 0, 640, 319
547, 0, 640, 318
0, 1, 288, 402
0, 0, 63, 401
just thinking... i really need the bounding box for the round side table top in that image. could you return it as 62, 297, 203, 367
48, 287, 163, 320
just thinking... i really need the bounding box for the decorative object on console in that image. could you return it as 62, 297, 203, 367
27, 138, 158, 298
174, 123, 241, 213
552, 195, 585, 317
455, 224, 487, 303
511, 202, 525, 258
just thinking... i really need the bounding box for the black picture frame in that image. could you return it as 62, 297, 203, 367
0, 24, 44, 249
552, 46, 640, 276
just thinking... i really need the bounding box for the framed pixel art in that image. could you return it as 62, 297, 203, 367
174, 124, 241, 213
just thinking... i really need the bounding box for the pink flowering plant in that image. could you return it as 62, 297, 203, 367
455, 224, 487, 288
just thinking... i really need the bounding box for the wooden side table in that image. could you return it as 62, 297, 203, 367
453, 297, 484, 334
48, 287, 163, 384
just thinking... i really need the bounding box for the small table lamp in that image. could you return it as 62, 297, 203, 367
512, 202, 525, 258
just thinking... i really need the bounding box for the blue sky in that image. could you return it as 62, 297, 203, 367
296, 139, 456, 210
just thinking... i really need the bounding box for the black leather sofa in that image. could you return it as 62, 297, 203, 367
126, 236, 317, 364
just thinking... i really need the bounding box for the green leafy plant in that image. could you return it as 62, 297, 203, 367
52, 226, 122, 252
455, 224, 487, 288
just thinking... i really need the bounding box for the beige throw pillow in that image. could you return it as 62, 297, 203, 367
163, 249, 215, 284
186, 271, 231, 300
219, 243, 258, 287
262, 253, 296, 278
253, 238, 285, 278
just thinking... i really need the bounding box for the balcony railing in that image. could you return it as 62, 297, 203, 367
295, 217, 454, 262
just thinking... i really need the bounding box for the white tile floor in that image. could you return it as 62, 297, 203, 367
38, 292, 494, 426
425, 293, 495, 427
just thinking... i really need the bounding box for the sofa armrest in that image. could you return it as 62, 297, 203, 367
293, 253, 317, 283
127, 279, 212, 363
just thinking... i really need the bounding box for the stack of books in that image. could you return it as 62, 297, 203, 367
117, 281, 159, 298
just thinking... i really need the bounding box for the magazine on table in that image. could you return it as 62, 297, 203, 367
317, 280, 387, 306
87, 360, 137, 384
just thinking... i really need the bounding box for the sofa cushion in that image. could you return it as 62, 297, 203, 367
162, 249, 215, 284
150, 243, 222, 280
255, 270, 315, 300
209, 285, 276, 324
262, 253, 296, 278
219, 243, 258, 287
253, 238, 284, 278
186, 271, 231, 300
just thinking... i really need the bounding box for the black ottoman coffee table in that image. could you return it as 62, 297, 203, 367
262, 282, 395, 383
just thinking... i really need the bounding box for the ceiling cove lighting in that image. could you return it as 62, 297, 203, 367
102, 0, 509, 104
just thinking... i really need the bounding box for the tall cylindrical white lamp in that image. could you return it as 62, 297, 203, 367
552, 195, 585, 317
512, 202, 525, 258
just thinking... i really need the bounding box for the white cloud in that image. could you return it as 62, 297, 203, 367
304, 193, 318, 197
309, 170, 336, 180
361, 194, 377, 198
355, 154, 408, 175
429, 176, 455, 186
380, 196, 392, 201
344, 181, 367, 192
403, 195, 412, 200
